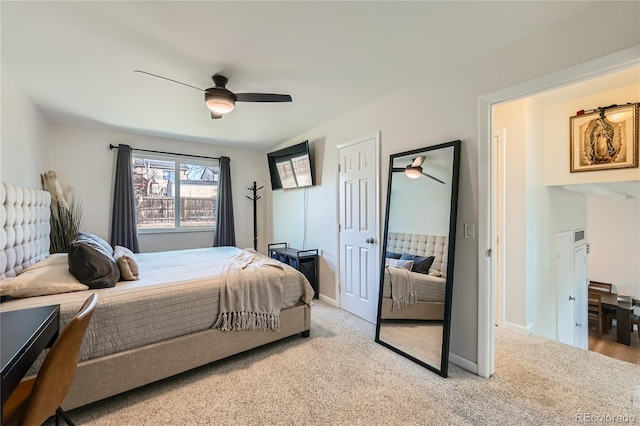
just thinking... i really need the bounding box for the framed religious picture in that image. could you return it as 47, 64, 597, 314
569, 103, 639, 173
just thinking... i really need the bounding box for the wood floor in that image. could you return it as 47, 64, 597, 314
588, 324, 640, 365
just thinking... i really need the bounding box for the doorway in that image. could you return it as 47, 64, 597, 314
478, 48, 639, 378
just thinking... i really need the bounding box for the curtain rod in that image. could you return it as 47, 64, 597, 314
109, 144, 221, 161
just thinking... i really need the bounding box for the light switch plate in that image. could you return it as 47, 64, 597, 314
464, 223, 475, 239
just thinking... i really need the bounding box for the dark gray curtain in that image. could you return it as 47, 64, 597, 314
111, 144, 140, 252
213, 156, 236, 247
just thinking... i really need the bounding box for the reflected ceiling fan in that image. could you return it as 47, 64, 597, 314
392, 156, 445, 184
135, 70, 292, 119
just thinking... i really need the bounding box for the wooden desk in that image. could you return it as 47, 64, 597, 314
1, 305, 59, 408
600, 293, 633, 346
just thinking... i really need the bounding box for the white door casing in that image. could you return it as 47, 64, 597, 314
492, 129, 506, 329
338, 133, 379, 324
573, 244, 588, 349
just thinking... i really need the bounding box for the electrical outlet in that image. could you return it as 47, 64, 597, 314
464, 224, 475, 239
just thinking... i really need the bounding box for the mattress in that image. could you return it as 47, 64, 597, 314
0, 246, 314, 374
382, 267, 446, 303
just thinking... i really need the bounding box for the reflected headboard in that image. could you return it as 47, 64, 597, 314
1, 183, 51, 280
386, 232, 448, 278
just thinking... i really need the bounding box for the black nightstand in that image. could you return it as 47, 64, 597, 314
268, 243, 319, 299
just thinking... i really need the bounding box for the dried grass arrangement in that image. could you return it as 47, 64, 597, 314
41, 171, 84, 253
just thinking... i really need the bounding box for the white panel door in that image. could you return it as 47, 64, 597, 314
339, 136, 378, 323
556, 231, 573, 345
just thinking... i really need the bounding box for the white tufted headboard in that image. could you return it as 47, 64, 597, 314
386, 232, 448, 278
1, 183, 51, 280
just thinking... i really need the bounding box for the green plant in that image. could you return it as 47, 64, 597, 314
41, 171, 84, 253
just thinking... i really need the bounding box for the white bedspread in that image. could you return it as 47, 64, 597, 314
0, 247, 314, 375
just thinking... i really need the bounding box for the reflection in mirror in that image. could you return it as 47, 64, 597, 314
375, 140, 460, 377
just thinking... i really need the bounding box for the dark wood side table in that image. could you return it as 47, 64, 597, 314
1, 305, 59, 409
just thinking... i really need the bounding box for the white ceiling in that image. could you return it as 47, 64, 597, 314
2, 1, 597, 149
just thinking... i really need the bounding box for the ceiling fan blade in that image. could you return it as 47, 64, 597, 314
422, 172, 445, 184
391, 168, 405, 172
210, 112, 224, 120
411, 156, 426, 167
235, 93, 292, 102
134, 70, 204, 92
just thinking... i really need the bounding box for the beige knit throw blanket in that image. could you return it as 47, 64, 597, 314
213, 249, 285, 332
387, 266, 418, 311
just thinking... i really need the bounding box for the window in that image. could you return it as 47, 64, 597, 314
132, 154, 219, 231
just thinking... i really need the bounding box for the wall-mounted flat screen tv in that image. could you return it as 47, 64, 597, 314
267, 141, 314, 190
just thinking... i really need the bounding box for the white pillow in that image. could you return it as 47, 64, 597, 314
0, 255, 88, 298
385, 258, 414, 270
428, 268, 442, 277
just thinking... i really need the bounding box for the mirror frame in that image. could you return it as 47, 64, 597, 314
374, 140, 461, 377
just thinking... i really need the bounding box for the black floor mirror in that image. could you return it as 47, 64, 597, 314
375, 140, 461, 377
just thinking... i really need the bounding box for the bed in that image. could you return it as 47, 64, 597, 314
0, 183, 313, 410
380, 232, 447, 320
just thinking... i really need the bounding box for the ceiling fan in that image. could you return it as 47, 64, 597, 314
134, 70, 292, 119
392, 156, 445, 184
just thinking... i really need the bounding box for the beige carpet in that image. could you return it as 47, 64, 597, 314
58, 301, 640, 425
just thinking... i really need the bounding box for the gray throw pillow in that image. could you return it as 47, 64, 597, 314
400, 253, 435, 274
386, 251, 402, 259
76, 232, 114, 256
68, 233, 120, 288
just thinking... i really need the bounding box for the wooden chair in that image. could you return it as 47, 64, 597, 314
588, 291, 605, 337
588, 281, 612, 293
589, 281, 616, 331
2, 294, 98, 426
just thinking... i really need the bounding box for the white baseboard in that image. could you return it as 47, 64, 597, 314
318, 294, 338, 307
504, 321, 532, 335
449, 353, 477, 374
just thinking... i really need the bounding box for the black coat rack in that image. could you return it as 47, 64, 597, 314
246, 182, 264, 250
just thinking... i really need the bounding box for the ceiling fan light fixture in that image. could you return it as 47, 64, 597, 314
205, 89, 236, 114
405, 166, 422, 179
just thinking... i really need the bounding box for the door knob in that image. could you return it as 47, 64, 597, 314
365, 238, 374, 244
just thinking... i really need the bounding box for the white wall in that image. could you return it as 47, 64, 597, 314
1, 72, 51, 187
388, 147, 455, 236
388, 174, 452, 236
525, 98, 544, 334
267, 2, 640, 366
49, 124, 270, 252
587, 196, 640, 299
543, 83, 640, 185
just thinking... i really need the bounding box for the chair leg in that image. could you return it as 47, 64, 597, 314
56, 407, 75, 426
